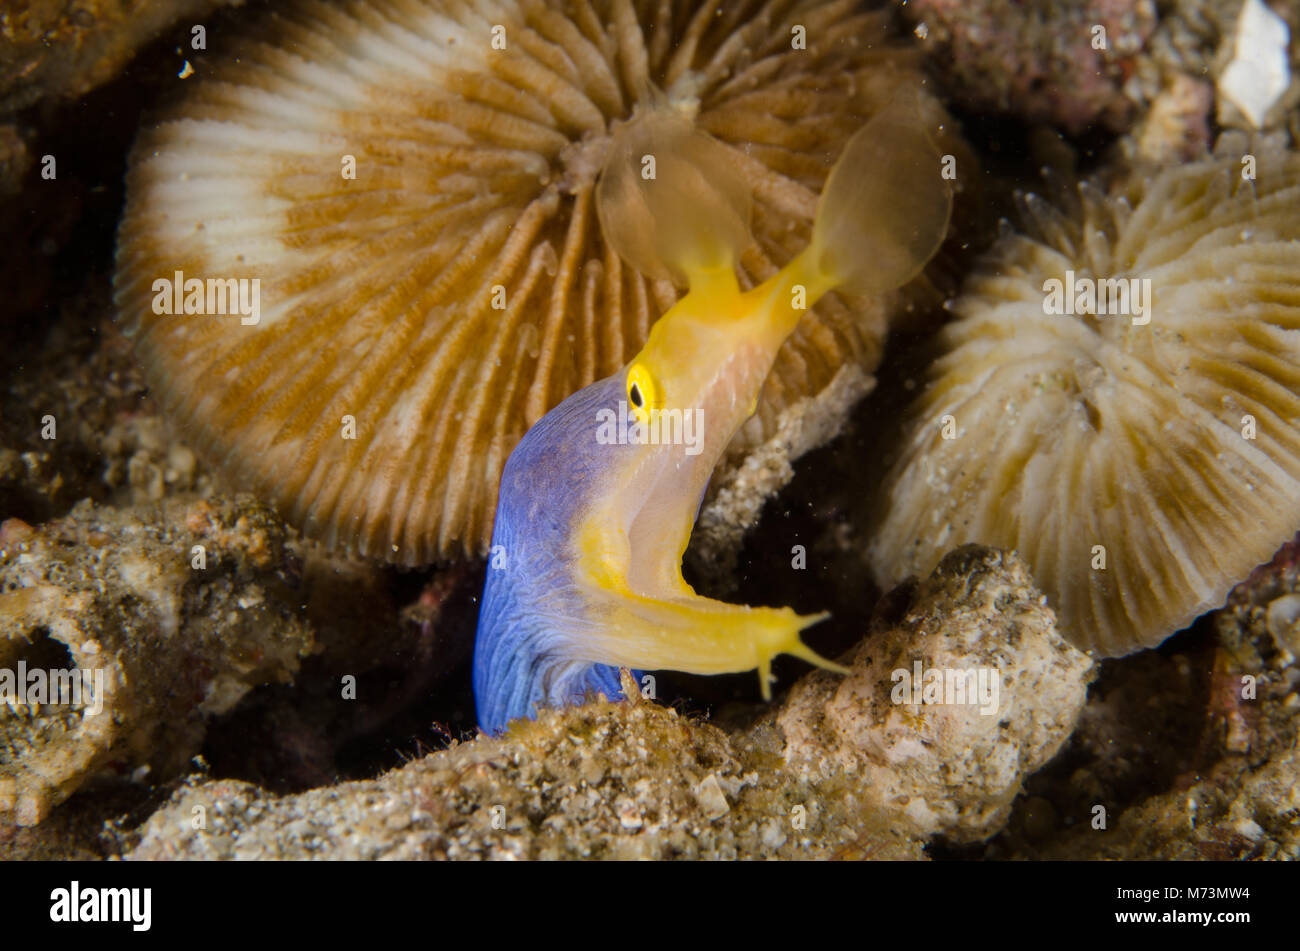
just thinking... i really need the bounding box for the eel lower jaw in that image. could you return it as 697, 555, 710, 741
570, 580, 847, 689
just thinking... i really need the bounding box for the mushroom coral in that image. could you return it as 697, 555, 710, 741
114, 0, 949, 564
869, 135, 1300, 656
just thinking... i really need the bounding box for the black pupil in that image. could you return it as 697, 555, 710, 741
629, 383, 643, 408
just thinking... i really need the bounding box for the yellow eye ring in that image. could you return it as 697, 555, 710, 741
626, 363, 659, 423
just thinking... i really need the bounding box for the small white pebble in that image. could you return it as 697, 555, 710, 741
1265, 592, 1300, 655
694, 774, 729, 821
761, 820, 787, 850
1232, 817, 1265, 841
1218, 0, 1290, 128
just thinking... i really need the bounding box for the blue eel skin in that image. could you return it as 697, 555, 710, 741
474, 372, 640, 735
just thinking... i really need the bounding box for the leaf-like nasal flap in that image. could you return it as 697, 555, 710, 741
810, 96, 953, 296
596, 108, 753, 287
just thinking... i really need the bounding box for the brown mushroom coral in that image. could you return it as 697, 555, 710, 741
114, 0, 950, 564
869, 135, 1300, 656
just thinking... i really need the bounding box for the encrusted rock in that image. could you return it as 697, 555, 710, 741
0, 494, 315, 825
901, 0, 1157, 134
121, 546, 1095, 858
777, 546, 1094, 843
0, 0, 245, 114
127, 698, 927, 860
1029, 742, 1300, 860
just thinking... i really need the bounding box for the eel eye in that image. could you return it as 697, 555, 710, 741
626, 363, 658, 422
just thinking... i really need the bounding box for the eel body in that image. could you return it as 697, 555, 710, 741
475, 102, 952, 734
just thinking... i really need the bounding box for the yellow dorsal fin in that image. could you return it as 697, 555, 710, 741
808, 93, 954, 296
596, 108, 752, 288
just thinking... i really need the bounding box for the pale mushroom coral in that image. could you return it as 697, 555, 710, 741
114, 0, 955, 565
869, 135, 1300, 657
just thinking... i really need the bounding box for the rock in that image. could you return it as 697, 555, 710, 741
1031, 742, 1300, 859
1130, 73, 1213, 163
693, 774, 730, 821
122, 546, 1094, 858
900, 0, 1157, 135
777, 546, 1094, 843
0, 0, 246, 114
0, 495, 316, 825
127, 698, 924, 860
1, 304, 213, 523
1216, 0, 1291, 129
